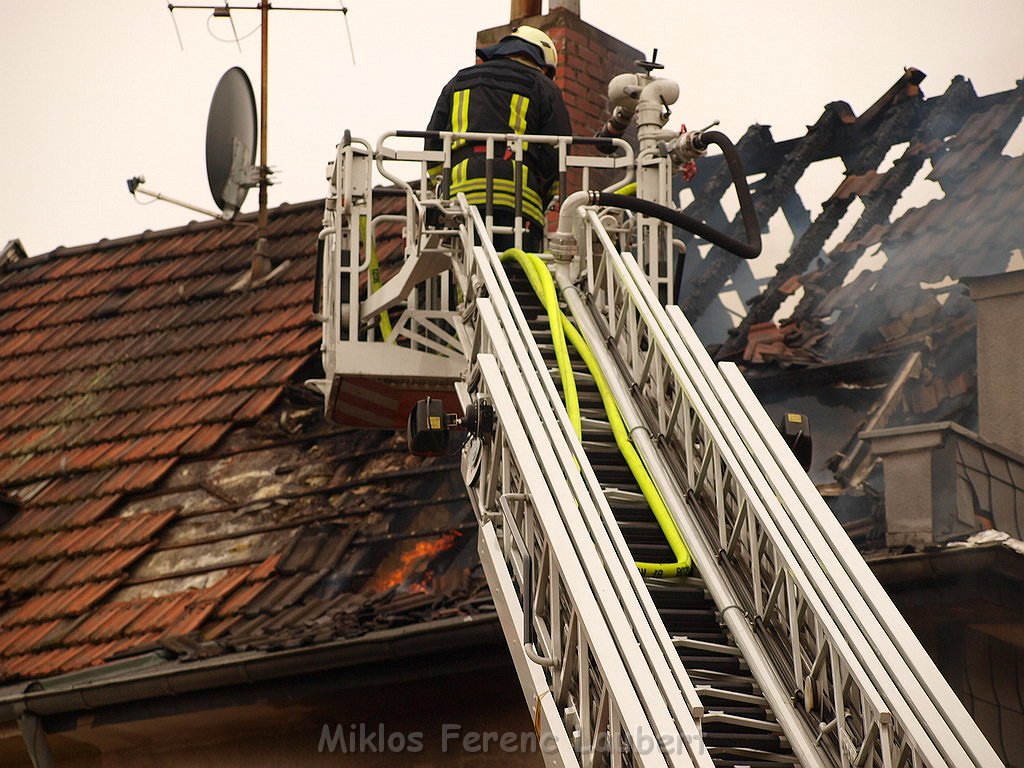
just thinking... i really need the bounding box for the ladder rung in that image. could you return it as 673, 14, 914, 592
603, 488, 645, 504
702, 712, 783, 733
704, 745, 797, 764
683, 669, 757, 686
673, 636, 743, 656
696, 685, 768, 706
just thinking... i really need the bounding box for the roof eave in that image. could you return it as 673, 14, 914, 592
0, 613, 501, 724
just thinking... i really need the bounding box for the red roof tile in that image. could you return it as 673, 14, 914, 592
249, 554, 282, 582
0, 621, 63, 657
202, 581, 271, 622
0, 510, 173, 568
0, 197, 482, 685
1, 579, 123, 627
164, 601, 219, 636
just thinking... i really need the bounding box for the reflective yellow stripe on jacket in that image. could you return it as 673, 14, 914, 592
451, 159, 545, 223
452, 88, 470, 149
509, 94, 530, 149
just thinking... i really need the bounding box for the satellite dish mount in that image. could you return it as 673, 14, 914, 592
125, 65, 263, 239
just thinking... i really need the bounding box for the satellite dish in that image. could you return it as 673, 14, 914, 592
206, 67, 258, 218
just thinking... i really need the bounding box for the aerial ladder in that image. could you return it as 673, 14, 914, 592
309, 63, 1005, 768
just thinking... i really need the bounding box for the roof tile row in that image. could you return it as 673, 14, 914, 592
0, 300, 311, 362
0, 509, 175, 568
1, 544, 153, 597
0, 497, 120, 539
1, 579, 124, 628
0, 277, 309, 336
0, 325, 318, 388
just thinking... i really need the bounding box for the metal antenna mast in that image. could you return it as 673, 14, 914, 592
167, 2, 353, 278
256, 0, 270, 277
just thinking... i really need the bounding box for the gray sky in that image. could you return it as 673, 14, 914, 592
1, 0, 1022, 256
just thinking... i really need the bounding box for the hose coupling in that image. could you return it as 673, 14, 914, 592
547, 230, 578, 262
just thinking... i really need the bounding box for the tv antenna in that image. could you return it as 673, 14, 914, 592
130, 2, 354, 278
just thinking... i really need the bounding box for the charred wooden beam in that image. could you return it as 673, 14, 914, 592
680, 102, 847, 322
790, 76, 980, 327
718, 90, 927, 359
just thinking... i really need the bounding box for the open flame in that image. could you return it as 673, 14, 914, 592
408, 572, 433, 595
365, 530, 462, 594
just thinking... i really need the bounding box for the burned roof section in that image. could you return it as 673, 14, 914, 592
0, 195, 485, 683
673, 71, 1024, 543
679, 72, 1023, 357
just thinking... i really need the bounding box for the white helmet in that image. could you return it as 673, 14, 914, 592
509, 26, 558, 76
477, 25, 559, 78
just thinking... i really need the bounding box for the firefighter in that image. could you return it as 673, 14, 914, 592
426, 25, 573, 252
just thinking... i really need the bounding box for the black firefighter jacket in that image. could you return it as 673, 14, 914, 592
426, 57, 573, 226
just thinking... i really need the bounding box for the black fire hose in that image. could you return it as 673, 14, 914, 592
591, 130, 761, 260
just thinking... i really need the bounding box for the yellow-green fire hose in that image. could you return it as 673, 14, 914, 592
502, 249, 691, 577
361, 215, 392, 339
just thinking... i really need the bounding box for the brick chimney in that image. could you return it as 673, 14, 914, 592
962, 269, 1024, 457
477, 6, 644, 193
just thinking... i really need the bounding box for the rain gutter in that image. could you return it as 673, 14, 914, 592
0, 614, 501, 727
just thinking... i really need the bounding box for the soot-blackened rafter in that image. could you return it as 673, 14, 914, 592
679, 103, 848, 322
717, 83, 928, 359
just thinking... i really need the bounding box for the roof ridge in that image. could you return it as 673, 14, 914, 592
5, 199, 326, 267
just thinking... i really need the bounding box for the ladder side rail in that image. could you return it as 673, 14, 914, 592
629, 246, 976, 768
458, 213, 712, 767
713, 361, 1005, 768
316, 136, 394, 402
612, 234, 958, 767
566, 221, 833, 767
464, 457, 580, 768
316, 137, 344, 355
339, 137, 376, 343
583, 210, 951, 768
558, 276, 832, 768
456, 361, 584, 767
326, 140, 353, 345
608, 280, 917, 768
316, 201, 338, 376
466, 216, 707, 730
335, 188, 363, 346
457, 203, 712, 751
474, 302, 702, 767
659, 282, 993, 767
553, 239, 804, 735
472, 330, 678, 767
